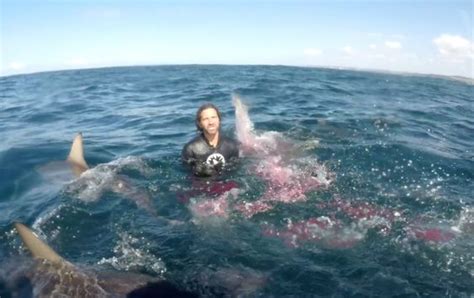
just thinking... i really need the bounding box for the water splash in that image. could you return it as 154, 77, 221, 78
188, 188, 240, 224
64, 156, 150, 201
98, 231, 166, 276
262, 217, 365, 249
232, 94, 332, 217
62, 156, 156, 215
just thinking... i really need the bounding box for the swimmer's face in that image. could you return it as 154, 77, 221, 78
199, 108, 220, 135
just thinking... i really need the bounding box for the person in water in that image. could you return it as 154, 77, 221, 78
182, 103, 239, 177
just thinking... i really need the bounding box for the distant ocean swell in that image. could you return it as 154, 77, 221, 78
0, 65, 472, 296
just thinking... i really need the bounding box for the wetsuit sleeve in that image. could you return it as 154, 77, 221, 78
181, 143, 196, 166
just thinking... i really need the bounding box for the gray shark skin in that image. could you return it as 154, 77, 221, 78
68, 133, 157, 216
6, 223, 265, 297
11, 222, 156, 298
67, 132, 90, 176
38, 133, 157, 216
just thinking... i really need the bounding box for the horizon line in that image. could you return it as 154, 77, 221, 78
1, 63, 473, 84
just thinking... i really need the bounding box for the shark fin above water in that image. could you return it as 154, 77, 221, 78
38, 133, 162, 218
12, 223, 157, 297
11, 223, 257, 297
14, 222, 64, 265
67, 132, 89, 175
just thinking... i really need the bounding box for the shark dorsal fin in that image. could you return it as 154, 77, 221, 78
14, 223, 64, 264
67, 133, 89, 175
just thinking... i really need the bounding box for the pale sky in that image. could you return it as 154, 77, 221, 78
1, 0, 473, 78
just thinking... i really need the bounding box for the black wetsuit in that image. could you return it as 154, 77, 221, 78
182, 133, 239, 177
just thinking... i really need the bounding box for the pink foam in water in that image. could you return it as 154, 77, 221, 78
191, 180, 239, 196
189, 192, 230, 219
234, 200, 274, 218
409, 227, 456, 243
262, 217, 363, 249
254, 156, 294, 185
177, 180, 239, 204
232, 95, 458, 248
318, 198, 457, 244
232, 95, 331, 216
320, 198, 399, 224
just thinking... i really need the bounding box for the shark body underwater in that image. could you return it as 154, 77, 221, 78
0, 134, 261, 297
1, 223, 197, 298
37, 133, 157, 216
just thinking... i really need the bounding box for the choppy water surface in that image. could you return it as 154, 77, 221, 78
0, 65, 473, 296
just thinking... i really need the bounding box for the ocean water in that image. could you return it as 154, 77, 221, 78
0, 65, 473, 297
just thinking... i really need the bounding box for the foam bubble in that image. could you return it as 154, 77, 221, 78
63, 156, 151, 202
98, 231, 166, 276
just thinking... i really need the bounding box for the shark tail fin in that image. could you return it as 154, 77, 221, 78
67, 132, 89, 171
14, 222, 64, 264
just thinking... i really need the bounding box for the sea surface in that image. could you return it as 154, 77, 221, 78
0, 65, 473, 297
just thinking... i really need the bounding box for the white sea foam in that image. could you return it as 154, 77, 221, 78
98, 231, 166, 276
63, 156, 150, 202
231, 95, 332, 218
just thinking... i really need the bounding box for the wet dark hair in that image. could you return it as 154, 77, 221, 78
195, 103, 222, 132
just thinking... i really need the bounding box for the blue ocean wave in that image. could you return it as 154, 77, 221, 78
0, 65, 472, 296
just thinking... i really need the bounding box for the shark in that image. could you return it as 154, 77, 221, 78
5, 223, 262, 297
230, 96, 459, 249
8, 222, 158, 297
182, 96, 332, 221
37, 133, 158, 216
232, 95, 332, 218
67, 132, 90, 176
